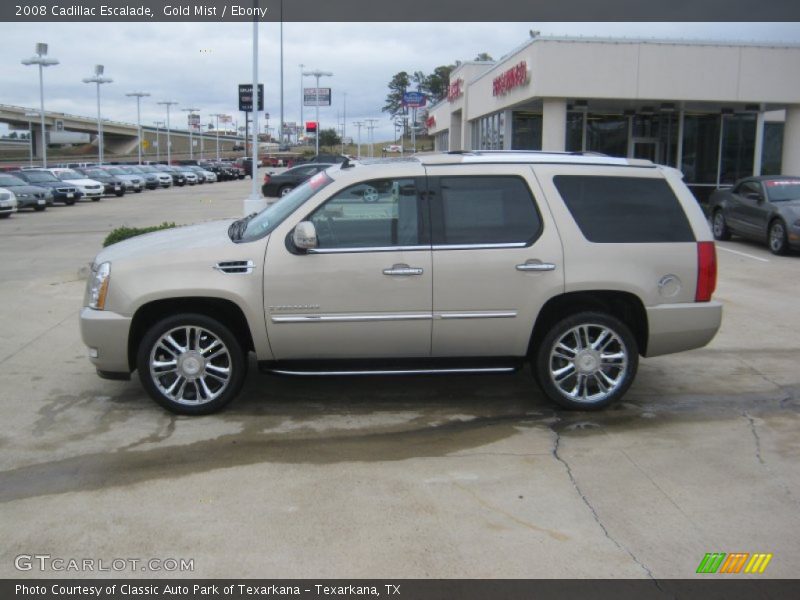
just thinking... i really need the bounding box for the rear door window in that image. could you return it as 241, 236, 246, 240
553, 175, 695, 243
432, 176, 542, 246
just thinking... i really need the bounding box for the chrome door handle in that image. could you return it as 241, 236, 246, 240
516, 261, 557, 272
383, 263, 424, 276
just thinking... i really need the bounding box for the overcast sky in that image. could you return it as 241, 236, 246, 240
3, 21, 800, 140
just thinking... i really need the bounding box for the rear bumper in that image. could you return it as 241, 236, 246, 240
644, 301, 722, 357
79, 307, 132, 374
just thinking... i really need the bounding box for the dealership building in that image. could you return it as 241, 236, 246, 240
426, 36, 800, 200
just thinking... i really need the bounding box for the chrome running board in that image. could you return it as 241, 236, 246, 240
268, 367, 517, 377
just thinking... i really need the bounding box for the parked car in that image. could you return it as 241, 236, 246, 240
80, 151, 722, 415
709, 176, 800, 255
98, 166, 144, 193
187, 165, 217, 183
294, 153, 350, 166
0, 188, 18, 218
120, 166, 160, 190
199, 162, 232, 181
46, 168, 104, 201
11, 170, 80, 205
174, 167, 199, 185
74, 168, 126, 197
262, 163, 334, 197
0, 174, 50, 210
157, 166, 187, 187
138, 165, 174, 188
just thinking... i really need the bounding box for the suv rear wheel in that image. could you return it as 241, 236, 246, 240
533, 311, 638, 410
136, 313, 247, 415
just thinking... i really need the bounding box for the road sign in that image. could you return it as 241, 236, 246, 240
402, 91, 427, 108
304, 88, 332, 107
141, 140, 149, 149
238, 84, 264, 112
305, 121, 318, 133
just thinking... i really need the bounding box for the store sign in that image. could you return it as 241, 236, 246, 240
492, 61, 529, 96
238, 84, 264, 112
187, 113, 201, 131
447, 78, 464, 102
304, 88, 332, 107
402, 91, 427, 108
426, 115, 436, 129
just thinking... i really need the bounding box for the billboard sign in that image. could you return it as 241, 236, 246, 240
187, 113, 201, 131
238, 83, 264, 112
304, 88, 332, 107
402, 91, 427, 108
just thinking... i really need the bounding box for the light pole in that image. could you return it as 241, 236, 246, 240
182, 107, 199, 160
299, 63, 305, 145
279, 0, 284, 148
125, 91, 150, 165
82, 65, 113, 164
244, 14, 263, 215
303, 69, 333, 156
366, 119, 378, 158
352, 121, 363, 159
212, 113, 226, 160
154, 120, 164, 162
21, 43, 58, 168
24, 111, 39, 167
157, 101, 178, 164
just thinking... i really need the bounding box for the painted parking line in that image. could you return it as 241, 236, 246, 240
717, 245, 770, 263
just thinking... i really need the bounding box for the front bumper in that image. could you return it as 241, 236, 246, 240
79, 307, 132, 375
645, 301, 723, 357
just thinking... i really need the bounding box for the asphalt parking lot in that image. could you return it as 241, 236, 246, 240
0, 179, 798, 579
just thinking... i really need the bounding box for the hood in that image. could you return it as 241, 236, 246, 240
6, 185, 48, 196
96, 220, 241, 264
62, 178, 103, 187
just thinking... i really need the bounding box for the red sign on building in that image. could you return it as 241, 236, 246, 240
447, 78, 464, 102
426, 115, 436, 129
492, 61, 529, 96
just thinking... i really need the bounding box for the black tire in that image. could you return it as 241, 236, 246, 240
278, 185, 294, 197
136, 313, 247, 415
0, 213, 10, 219
65, 199, 76, 206
34, 205, 47, 212
768, 219, 789, 255
533, 311, 638, 411
135, 188, 143, 194
712, 209, 731, 241
92, 197, 101, 202
115, 191, 125, 197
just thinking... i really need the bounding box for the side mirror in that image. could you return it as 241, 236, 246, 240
293, 221, 317, 250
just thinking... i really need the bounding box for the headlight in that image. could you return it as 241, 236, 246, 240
88, 262, 111, 310
18, 193, 30, 198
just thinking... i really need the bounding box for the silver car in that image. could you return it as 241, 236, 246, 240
81, 152, 722, 415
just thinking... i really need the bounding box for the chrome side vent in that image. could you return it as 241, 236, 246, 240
213, 260, 255, 274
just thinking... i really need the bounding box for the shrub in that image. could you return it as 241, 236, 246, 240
103, 222, 177, 247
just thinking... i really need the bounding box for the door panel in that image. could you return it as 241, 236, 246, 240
426, 166, 564, 357
263, 169, 432, 360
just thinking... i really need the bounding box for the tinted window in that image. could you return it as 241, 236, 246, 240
765, 179, 800, 202
309, 178, 421, 249
0, 175, 25, 186
553, 175, 695, 243
736, 181, 762, 197
436, 176, 541, 245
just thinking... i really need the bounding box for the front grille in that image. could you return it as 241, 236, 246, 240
56, 187, 76, 193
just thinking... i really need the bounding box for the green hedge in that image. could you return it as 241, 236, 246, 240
103, 222, 177, 247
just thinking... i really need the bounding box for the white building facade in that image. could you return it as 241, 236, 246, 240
427, 36, 800, 201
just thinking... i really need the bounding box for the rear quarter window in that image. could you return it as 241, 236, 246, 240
553, 175, 695, 243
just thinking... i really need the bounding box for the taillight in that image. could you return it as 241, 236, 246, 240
696, 241, 717, 302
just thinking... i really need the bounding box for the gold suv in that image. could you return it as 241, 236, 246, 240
81, 152, 722, 414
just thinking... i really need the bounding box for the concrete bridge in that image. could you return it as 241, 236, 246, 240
0, 103, 246, 161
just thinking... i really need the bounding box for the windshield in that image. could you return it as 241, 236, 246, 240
765, 179, 800, 202
104, 167, 125, 175
240, 171, 334, 242
0, 175, 25, 186
57, 170, 83, 180
138, 166, 156, 173
20, 171, 58, 183
83, 170, 106, 178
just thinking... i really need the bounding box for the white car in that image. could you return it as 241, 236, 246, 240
0, 188, 19, 218
46, 168, 104, 201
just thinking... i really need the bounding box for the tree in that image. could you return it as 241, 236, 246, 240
424, 65, 455, 103
474, 52, 494, 61
382, 71, 411, 118
318, 128, 341, 151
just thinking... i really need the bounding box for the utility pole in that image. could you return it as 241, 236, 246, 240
352, 121, 363, 159
182, 107, 199, 160
365, 119, 378, 158
299, 63, 305, 145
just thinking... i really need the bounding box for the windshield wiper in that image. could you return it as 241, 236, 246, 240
228, 212, 258, 242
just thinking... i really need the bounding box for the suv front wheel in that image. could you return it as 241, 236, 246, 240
137, 313, 247, 415
533, 312, 638, 410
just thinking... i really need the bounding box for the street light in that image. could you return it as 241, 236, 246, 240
24, 111, 40, 167
157, 101, 178, 164
153, 120, 165, 162
82, 65, 113, 164
182, 107, 199, 160
21, 43, 59, 168
299, 63, 305, 145
302, 69, 333, 156
212, 113, 226, 161
125, 91, 150, 165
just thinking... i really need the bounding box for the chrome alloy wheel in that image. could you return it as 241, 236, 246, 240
548, 324, 628, 404
713, 212, 725, 237
149, 326, 232, 406
769, 222, 786, 253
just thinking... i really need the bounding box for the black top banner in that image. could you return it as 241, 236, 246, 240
2, 0, 799, 22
